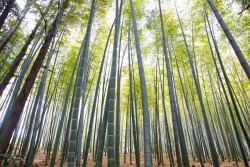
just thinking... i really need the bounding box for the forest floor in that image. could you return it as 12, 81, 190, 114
29, 151, 249, 167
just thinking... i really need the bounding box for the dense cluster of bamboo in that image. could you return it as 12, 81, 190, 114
0, 0, 249, 167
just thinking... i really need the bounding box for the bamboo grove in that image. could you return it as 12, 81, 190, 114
0, 0, 249, 166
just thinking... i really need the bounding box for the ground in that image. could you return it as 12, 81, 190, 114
29, 151, 249, 167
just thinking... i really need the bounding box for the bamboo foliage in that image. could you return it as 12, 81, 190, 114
206, 0, 250, 80
0, 0, 249, 167
0, 0, 69, 157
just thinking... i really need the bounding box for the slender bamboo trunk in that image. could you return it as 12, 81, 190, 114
128, 44, 140, 167
0, 22, 40, 96
175, 5, 219, 166
157, 1, 185, 166
82, 20, 115, 167
49, 32, 77, 167
115, 3, 124, 166
157, 57, 174, 167
0, 0, 15, 31
26, 35, 58, 167
129, 0, 152, 166
0, 0, 69, 156
0, 1, 33, 52
203, 7, 249, 166
106, 0, 122, 165
206, 0, 250, 80
66, 0, 95, 166
0, 0, 53, 96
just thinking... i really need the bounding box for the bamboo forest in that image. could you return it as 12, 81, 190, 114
0, 0, 249, 166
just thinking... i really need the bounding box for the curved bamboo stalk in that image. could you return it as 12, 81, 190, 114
0, 0, 69, 157
206, 0, 250, 80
